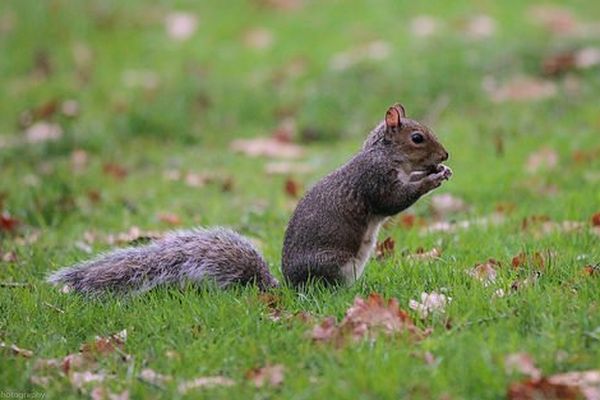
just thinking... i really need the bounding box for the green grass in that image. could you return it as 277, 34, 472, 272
1, 0, 600, 398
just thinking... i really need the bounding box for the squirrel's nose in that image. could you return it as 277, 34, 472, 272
441, 151, 449, 162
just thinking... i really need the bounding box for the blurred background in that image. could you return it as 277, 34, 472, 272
0, 0, 599, 245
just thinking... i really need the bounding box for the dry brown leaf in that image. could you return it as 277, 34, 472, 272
1, 250, 18, 262
528, 5, 578, 35
511, 252, 547, 270
71, 149, 89, 172
468, 259, 500, 285
284, 178, 301, 198
230, 136, 305, 159
463, 15, 496, 39
312, 293, 424, 345
102, 163, 128, 180
70, 371, 108, 389
409, 291, 451, 318
246, 364, 285, 388
105, 226, 163, 246
525, 147, 559, 173
90, 387, 129, 400
264, 161, 313, 175
406, 247, 442, 262
0, 341, 33, 358
61, 99, 80, 118
24, 121, 63, 144
505, 352, 542, 380
484, 76, 557, 102
177, 376, 235, 394
257, 0, 304, 11
165, 12, 198, 41
508, 369, 600, 400
592, 213, 600, 227
139, 368, 172, 386
508, 378, 581, 399
157, 212, 182, 226
80, 329, 127, 357
243, 27, 274, 50
410, 15, 439, 37
329, 41, 391, 71
375, 237, 395, 260
430, 193, 469, 218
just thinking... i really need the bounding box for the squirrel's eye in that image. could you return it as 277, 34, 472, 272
411, 132, 424, 144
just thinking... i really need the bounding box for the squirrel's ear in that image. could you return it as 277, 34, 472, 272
385, 103, 406, 130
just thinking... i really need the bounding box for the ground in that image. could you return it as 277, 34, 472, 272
1, 1, 600, 399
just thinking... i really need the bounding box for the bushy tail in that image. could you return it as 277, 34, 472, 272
47, 227, 279, 296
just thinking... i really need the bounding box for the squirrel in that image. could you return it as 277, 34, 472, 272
47, 103, 451, 295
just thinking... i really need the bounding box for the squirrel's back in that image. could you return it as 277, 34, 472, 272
47, 227, 278, 295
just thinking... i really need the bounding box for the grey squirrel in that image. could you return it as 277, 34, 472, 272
48, 103, 451, 295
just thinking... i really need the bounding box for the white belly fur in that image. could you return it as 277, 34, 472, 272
340, 217, 387, 284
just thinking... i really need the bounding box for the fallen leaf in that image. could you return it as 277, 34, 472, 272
245, 364, 285, 388
284, 178, 301, 198
508, 378, 581, 399
375, 237, 395, 260
177, 376, 235, 394
24, 122, 63, 144
29, 375, 50, 388
430, 193, 469, 218
410, 15, 439, 37
102, 163, 128, 180
511, 252, 546, 270
230, 136, 305, 159
505, 353, 542, 380
105, 226, 163, 246
583, 265, 599, 276
243, 27, 274, 50
508, 369, 600, 400
406, 247, 442, 262
528, 5, 578, 35
165, 12, 198, 41
257, 0, 304, 11
592, 213, 600, 227
90, 387, 129, 400
0, 341, 33, 358
0, 212, 20, 232
483, 76, 557, 102
467, 259, 500, 285
329, 40, 391, 71
463, 15, 496, 39
1, 250, 17, 262
409, 291, 451, 318
80, 330, 127, 357
311, 293, 424, 345
139, 368, 172, 386
70, 371, 108, 389
525, 147, 559, 173
71, 149, 89, 172
510, 271, 542, 292
264, 161, 313, 175
157, 212, 182, 226
61, 99, 80, 118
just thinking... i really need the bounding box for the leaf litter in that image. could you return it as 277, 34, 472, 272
311, 293, 426, 346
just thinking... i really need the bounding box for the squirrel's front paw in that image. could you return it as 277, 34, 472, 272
418, 164, 452, 193
437, 164, 452, 181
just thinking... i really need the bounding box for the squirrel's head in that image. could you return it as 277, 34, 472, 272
364, 103, 449, 174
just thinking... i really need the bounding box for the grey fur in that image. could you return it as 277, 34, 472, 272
47, 227, 278, 295
282, 116, 450, 287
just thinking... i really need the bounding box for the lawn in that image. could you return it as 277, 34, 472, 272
1, 0, 600, 399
